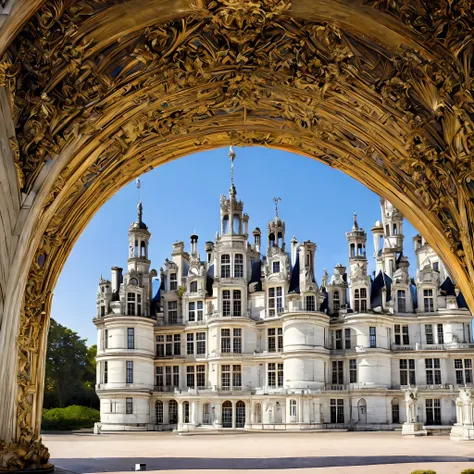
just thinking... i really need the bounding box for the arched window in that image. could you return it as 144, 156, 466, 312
183, 401, 190, 424
190, 281, 198, 293
289, 399, 297, 418
236, 400, 246, 428
169, 400, 178, 424
134, 239, 139, 257
223, 215, 229, 234
221, 254, 231, 278
305, 295, 315, 311
255, 403, 262, 423
234, 254, 244, 278
233, 214, 240, 234
393, 223, 398, 235
155, 401, 163, 424
129, 278, 138, 286
333, 291, 340, 311
222, 401, 233, 428
397, 289, 406, 313
391, 398, 400, 424
350, 243, 355, 257
357, 398, 367, 423
140, 241, 146, 257
127, 292, 136, 315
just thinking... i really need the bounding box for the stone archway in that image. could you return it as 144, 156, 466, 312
0, 0, 473, 470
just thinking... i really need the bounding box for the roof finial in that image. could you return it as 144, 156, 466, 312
273, 197, 281, 218
136, 178, 143, 223
352, 211, 359, 230
228, 145, 236, 187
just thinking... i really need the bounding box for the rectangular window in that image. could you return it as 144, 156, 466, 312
332, 360, 344, 385
335, 329, 343, 350
455, 359, 473, 385
186, 366, 195, 388
103, 360, 108, 384
437, 324, 444, 344
221, 329, 231, 353
277, 363, 284, 387
330, 399, 344, 423
233, 290, 242, 317
425, 358, 442, 385
126, 397, 133, 414
221, 364, 231, 389
196, 365, 206, 388
394, 324, 401, 345
305, 295, 315, 311
223, 290, 231, 317
399, 359, 416, 385
268, 363, 276, 387
345, 328, 351, 349
273, 261, 280, 273
425, 325, 434, 344
169, 273, 177, 291
349, 359, 357, 383
234, 254, 244, 278
221, 255, 231, 278
165, 334, 172, 356
127, 328, 135, 349
188, 302, 196, 322
397, 290, 406, 313
173, 366, 180, 387
232, 365, 242, 389
369, 327, 376, 348
127, 292, 135, 316
190, 281, 198, 293
268, 328, 283, 352
197, 301, 203, 321
187, 333, 194, 355
402, 325, 409, 345
156, 335, 164, 357
268, 287, 283, 317
423, 289, 434, 312
104, 329, 108, 349
100, 305, 105, 317
233, 328, 242, 353
174, 334, 181, 355
165, 366, 172, 387
155, 366, 163, 387
168, 301, 178, 324
426, 399, 441, 425
126, 361, 133, 384
196, 332, 206, 355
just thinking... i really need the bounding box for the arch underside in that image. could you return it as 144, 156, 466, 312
0, 0, 473, 470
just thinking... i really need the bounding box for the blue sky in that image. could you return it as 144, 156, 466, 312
51, 147, 419, 345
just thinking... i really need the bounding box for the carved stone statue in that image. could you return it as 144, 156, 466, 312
404, 387, 418, 423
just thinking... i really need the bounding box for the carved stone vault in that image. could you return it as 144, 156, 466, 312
0, 0, 473, 469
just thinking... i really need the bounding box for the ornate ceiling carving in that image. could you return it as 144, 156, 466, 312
0, 0, 473, 470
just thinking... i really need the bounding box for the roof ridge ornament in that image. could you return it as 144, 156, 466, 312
353, 211, 359, 231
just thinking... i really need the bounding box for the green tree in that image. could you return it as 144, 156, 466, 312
44, 319, 99, 409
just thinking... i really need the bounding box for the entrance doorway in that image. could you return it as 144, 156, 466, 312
222, 401, 232, 428
357, 399, 367, 424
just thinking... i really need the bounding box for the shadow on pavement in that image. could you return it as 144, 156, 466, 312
53, 455, 474, 472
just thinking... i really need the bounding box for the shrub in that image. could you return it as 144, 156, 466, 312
42, 405, 100, 431
461, 470, 474, 474
410, 471, 436, 474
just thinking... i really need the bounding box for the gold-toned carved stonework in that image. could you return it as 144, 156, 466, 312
0, 0, 474, 469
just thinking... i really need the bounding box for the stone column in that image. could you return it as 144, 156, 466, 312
232, 402, 236, 429
163, 401, 169, 425
191, 401, 197, 426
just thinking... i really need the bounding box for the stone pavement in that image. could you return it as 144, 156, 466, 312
44, 431, 474, 474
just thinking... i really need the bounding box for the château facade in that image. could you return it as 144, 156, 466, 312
94, 161, 472, 432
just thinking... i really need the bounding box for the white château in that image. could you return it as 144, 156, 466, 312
94, 154, 473, 432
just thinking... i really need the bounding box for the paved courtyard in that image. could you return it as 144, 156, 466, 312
46, 431, 474, 474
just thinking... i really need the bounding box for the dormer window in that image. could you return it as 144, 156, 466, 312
433, 262, 439, 271
423, 289, 434, 312
127, 292, 142, 316
272, 261, 280, 273
353, 288, 367, 312
305, 295, 315, 311
268, 287, 283, 317
234, 254, 244, 278
397, 290, 406, 313
169, 273, 177, 291
221, 255, 231, 278
190, 281, 198, 293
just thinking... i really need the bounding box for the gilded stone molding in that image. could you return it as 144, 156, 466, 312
0, 0, 474, 469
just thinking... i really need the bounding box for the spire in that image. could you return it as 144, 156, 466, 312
130, 178, 148, 230
352, 211, 359, 231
